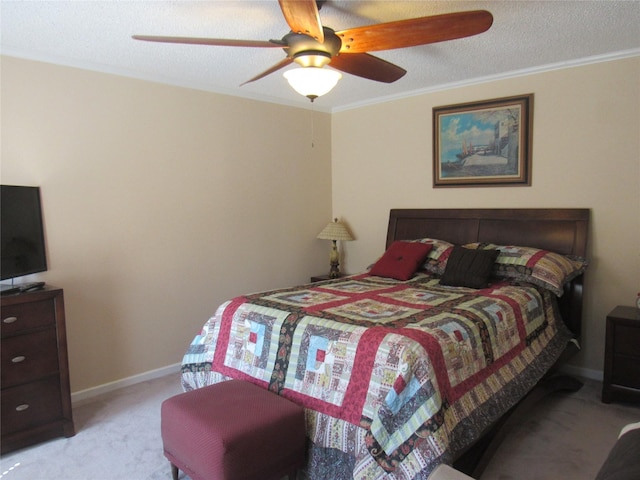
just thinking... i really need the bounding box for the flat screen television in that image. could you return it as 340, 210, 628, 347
1, 185, 48, 287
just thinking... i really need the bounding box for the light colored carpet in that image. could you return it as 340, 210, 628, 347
0, 374, 182, 480
479, 378, 638, 480
0, 374, 637, 480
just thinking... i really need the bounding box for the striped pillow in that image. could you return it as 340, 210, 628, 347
465, 243, 587, 296
414, 238, 455, 276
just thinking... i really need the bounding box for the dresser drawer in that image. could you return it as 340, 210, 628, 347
1, 299, 56, 337
614, 324, 640, 358
1, 328, 60, 388
1, 377, 63, 435
611, 356, 640, 389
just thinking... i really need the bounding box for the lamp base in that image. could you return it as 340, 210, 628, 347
328, 260, 341, 279
327, 240, 341, 279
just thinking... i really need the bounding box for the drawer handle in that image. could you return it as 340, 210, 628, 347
15, 404, 30, 412
11, 355, 26, 363
3, 316, 18, 324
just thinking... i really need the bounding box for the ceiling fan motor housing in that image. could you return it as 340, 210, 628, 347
284, 27, 341, 67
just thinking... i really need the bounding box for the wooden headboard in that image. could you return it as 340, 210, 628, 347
386, 208, 590, 336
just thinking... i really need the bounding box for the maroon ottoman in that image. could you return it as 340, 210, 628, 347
161, 379, 306, 480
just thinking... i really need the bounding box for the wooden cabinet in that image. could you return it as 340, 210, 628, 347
1, 287, 74, 453
310, 274, 343, 283
602, 305, 640, 404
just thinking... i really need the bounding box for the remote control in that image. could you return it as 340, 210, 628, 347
19, 282, 46, 293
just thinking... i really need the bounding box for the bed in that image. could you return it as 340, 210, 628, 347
181, 208, 589, 479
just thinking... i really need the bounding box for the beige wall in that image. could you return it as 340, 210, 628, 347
332, 57, 640, 375
1, 56, 332, 393
2, 56, 638, 393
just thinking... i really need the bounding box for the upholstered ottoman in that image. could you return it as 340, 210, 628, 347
161, 379, 306, 480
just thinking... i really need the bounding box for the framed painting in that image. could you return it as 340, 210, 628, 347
433, 94, 533, 187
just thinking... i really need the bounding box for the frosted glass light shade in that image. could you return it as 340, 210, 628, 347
283, 67, 342, 100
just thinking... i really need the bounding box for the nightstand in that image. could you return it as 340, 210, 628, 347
602, 305, 640, 403
310, 274, 342, 283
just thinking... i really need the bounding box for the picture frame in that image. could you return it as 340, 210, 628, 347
433, 94, 533, 187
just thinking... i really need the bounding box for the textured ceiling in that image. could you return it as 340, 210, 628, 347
2, 1, 639, 112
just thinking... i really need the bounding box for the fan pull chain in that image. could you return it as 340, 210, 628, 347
310, 102, 315, 148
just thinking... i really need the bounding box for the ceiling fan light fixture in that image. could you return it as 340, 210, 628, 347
292, 51, 332, 68
283, 67, 342, 102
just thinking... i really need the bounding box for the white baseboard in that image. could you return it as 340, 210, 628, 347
71, 362, 182, 405
560, 364, 604, 382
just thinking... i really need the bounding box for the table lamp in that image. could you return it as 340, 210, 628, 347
317, 218, 354, 278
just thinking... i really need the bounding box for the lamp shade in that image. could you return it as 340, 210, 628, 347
283, 67, 342, 100
317, 218, 354, 241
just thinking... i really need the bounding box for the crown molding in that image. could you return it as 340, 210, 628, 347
3, 47, 638, 115
331, 48, 640, 113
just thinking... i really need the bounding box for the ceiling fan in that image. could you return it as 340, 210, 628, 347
133, 0, 493, 101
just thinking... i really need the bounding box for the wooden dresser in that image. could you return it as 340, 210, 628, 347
1, 286, 75, 453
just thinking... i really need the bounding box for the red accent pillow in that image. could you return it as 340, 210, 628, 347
369, 241, 433, 281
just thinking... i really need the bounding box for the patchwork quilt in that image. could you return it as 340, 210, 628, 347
182, 272, 571, 479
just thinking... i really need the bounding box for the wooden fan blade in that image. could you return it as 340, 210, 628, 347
330, 53, 406, 83
240, 57, 294, 86
132, 35, 284, 48
336, 10, 493, 53
278, 0, 324, 42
